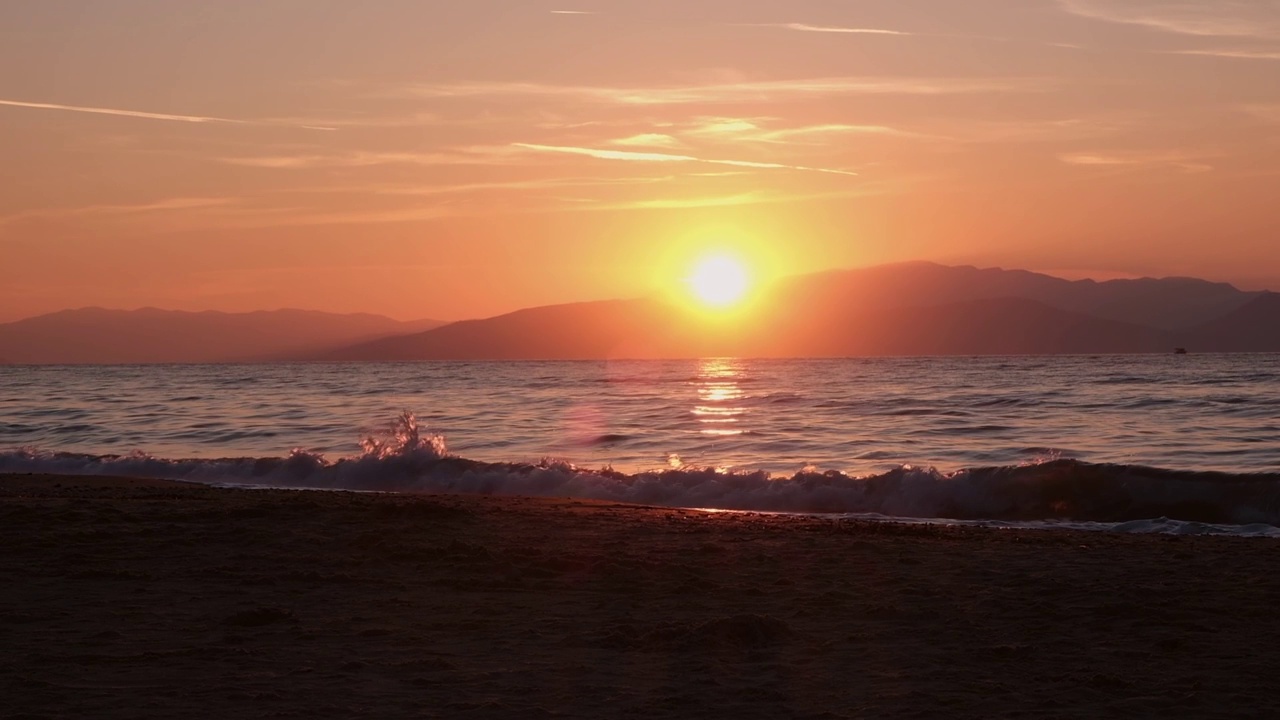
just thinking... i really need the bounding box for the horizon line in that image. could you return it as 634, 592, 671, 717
1, 260, 1272, 326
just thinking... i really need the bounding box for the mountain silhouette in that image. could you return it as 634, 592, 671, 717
769, 263, 1254, 331
1179, 292, 1280, 352
321, 293, 1172, 361
745, 297, 1172, 357
317, 263, 1269, 361
5, 264, 1273, 363
0, 308, 442, 364
320, 299, 669, 361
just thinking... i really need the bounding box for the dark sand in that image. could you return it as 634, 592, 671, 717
4, 474, 1279, 719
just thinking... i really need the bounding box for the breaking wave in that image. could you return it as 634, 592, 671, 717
4, 412, 1279, 537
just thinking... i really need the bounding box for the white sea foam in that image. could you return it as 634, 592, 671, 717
4, 412, 1279, 537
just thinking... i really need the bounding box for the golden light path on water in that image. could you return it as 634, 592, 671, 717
693, 359, 748, 438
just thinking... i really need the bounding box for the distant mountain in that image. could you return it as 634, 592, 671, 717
774, 262, 1256, 331
8, 264, 1272, 364
0, 308, 444, 364
315, 262, 1270, 361
321, 299, 692, 360
1180, 292, 1280, 352
745, 297, 1172, 357
320, 293, 1174, 362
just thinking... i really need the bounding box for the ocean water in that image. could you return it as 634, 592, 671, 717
3, 356, 1280, 534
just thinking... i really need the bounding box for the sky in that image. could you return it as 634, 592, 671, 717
1, 0, 1279, 322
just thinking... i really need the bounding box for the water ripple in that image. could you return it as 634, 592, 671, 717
1, 355, 1279, 475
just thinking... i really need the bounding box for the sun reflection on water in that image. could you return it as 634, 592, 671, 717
694, 359, 748, 437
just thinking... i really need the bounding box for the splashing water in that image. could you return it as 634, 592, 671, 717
6, 410, 1280, 535
4, 357, 1280, 535
359, 411, 449, 460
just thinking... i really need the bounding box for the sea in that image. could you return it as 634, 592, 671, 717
3, 355, 1280, 535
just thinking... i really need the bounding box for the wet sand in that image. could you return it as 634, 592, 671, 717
4, 473, 1279, 719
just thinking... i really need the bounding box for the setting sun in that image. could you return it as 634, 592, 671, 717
687, 254, 751, 309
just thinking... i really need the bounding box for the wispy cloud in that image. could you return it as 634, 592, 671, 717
684, 118, 768, 136
512, 142, 859, 175
0, 197, 238, 227
614, 193, 768, 210
1170, 48, 1280, 60
4, 198, 466, 233
0, 98, 329, 130
929, 116, 1138, 144
1243, 103, 1280, 122
260, 112, 444, 129
248, 206, 459, 228
608, 133, 684, 148
748, 23, 908, 35
740, 22, 1093, 51
0, 98, 245, 124
685, 117, 907, 144
405, 77, 1039, 105
87, 197, 239, 214
563, 183, 900, 213
373, 175, 675, 197
220, 149, 515, 169
1060, 151, 1214, 173
755, 124, 906, 143
1058, 1, 1280, 38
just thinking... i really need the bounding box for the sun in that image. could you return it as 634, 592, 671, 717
687, 253, 751, 309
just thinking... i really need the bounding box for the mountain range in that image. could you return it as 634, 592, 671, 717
2, 263, 1277, 363
319, 262, 1278, 361
0, 308, 442, 364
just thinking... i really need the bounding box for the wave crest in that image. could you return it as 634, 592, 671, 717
358, 411, 448, 460
4, 426, 1280, 536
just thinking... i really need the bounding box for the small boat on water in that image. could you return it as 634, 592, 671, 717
1175, 348, 1188, 355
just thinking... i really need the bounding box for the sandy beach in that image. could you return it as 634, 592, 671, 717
4, 473, 1279, 719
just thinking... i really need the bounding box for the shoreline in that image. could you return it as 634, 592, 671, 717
4, 465, 1277, 538
5, 473, 1280, 717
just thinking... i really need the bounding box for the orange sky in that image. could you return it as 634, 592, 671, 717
2, 0, 1279, 323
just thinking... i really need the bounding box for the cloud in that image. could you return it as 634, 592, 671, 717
748, 23, 908, 35
515, 144, 712, 163
0, 197, 238, 227
245, 206, 458, 228
0, 98, 245, 124
608, 133, 684, 148
404, 76, 1039, 105
220, 149, 516, 169
563, 183, 900, 213
1058, 1, 1280, 38
373, 175, 675, 197
1059, 151, 1214, 173
1170, 48, 1280, 60
604, 193, 768, 210
87, 198, 240, 214
0, 98, 329, 130
934, 116, 1137, 144
1243, 103, 1280, 122
260, 112, 444, 129
3, 197, 463, 233
742, 22, 1095, 51
686, 118, 768, 136
755, 124, 906, 142
511, 143, 859, 176
687, 118, 907, 144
